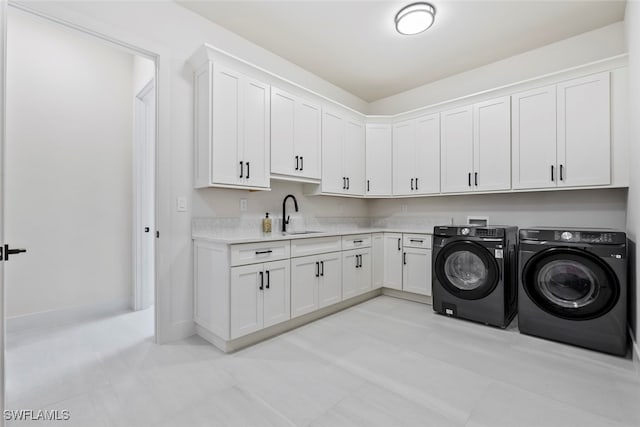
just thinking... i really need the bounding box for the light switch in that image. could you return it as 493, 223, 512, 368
240, 198, 248, 211
177, 197, 187, 212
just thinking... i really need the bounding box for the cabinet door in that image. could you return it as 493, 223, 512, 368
230, 264, 263, 339
242, 77, 270, 188
365, 124, 392, 196
414, 113, 440, 194
402, 248, 431, 296
321, 110, 345, 194
318, 253, 342, 308
344, 119, 366, 195
383, 233, 403, 290
211, 64, 242, 186
392, 120, 415, 195
372, 234, 385, 289
511, 86, 557, 189
296, 99, 322, 179
270, 88, 296, 176
262, 260, 290, 328
474, 96, 511, 192
291, 255, 319, 318
441, 106, 474, 193
342, 250, 360, 299
356, 250, 372, 295
557, 72, 611, 187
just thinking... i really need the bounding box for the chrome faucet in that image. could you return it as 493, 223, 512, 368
282, 194, 299, 233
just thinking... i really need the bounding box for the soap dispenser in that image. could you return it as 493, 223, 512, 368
262, 213, 272, 233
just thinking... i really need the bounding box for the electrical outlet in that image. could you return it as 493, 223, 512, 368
401, 204, 408, 213
176, 197, 187, 212
240, 198, 248, 211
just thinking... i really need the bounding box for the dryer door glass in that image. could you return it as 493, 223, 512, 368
522, 248, 619, 320
435, 240, 500, 300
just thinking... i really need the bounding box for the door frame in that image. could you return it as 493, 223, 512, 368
1, 1, 7, 422
133, 78, 156, 312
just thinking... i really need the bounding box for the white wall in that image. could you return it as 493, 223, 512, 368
369, 22, 626, 115
5, 9, 134, 318
625, 1, 640, 344
369, 189, 628, 230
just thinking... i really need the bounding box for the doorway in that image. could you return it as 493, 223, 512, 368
3, 4, 158, 416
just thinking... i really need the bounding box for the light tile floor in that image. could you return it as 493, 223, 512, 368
6, 296, 640, 426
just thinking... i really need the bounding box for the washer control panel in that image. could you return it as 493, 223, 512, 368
554, 231, 616, 244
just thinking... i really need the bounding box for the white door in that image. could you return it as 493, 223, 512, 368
290, 255, 319, 318
372, 234, 384, 289
230, 264, 263, 339
383, 233, 403, 290
242, 77, 270, 188
414, 113, 440, 194
511, 85, 557, 189
356, 249, 372, 295
318, 252, 342, 308
344, 119, 365, 195
321, 110, 345, 194
262, 260, 290, 328
441, 105, 474, 193
134, 79, 156, 311
473, 96, 511, 192
270, 87, 296, 176
403, 248, 431, 296
296, 98, 321, 179
0, 1, 6, 417
342, 249, 360, 299
365, 124, 392, 196
212, 63, 242, 185
392, 119, 415, 195
557, 72, 611, 188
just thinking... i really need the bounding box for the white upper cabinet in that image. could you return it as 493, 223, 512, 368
441, 97, 511, 193
270, 87, 321, 181
321, 108, 365, 196
194, 61, 270, 190
512, 72, 611, 190
392, 113, 440, 196
365, 124, 392, 196
557, 72, 611, 187
511, 85, 557, 189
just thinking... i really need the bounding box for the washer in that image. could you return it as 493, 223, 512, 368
432, 225, 518, 328
518, 228, 627, 356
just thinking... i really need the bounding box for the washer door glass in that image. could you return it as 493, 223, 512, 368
435, 240, 500, 300
522, 248, 619, 320
444, 251, 487, 291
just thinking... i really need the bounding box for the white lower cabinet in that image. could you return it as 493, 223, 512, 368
230, 259, 290, 339
402, 247, 432, 296
291, 252, 342, 318
342, 248, 372, 299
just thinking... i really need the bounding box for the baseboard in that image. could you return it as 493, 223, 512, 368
630, 328, 640, 375
6, 297, 132, 334
382, 287, 432, 305
157, 319, 197, 344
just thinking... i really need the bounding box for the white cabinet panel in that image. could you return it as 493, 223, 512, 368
296, 99, 321, 179
372, 233, 385, 289
512, 86, 557, 189
402, 248, 431, 296
383, 233, 403, 290
321, 110, 345, 194
414, 113, 440, 194
212, 64, 242, 186
342, 250, 359, 300
344, 119, 366, 195
270, 88, 296, 176
557, 72, 611, 187
243, 78, 270, 188
473, 96, 511, 191
291, 255, 320, 319
393, 120, 415, 195
230, 264, 263, 339
262, 260, 290, 328
366, 124, 392, 196
318, 253, 342, 308
441, 106, 474, 193
356, 251, 372, 295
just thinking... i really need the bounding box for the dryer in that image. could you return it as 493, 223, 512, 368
518, 228, 627, 356
432, 225, 518, 328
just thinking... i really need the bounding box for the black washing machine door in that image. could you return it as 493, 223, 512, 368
521, 247, 620, 320
435, 240, 500, 300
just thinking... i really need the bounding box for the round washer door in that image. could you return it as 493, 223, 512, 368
434, 240, 500, 300
521, 247, 620, 320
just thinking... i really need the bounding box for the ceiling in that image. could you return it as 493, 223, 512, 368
177, 0, 626, 102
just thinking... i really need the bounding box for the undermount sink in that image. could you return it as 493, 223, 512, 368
283, 230, 322, 235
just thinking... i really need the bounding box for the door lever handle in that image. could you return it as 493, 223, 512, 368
2, 244, 27, 261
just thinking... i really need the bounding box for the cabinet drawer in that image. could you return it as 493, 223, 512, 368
342, 234, 372, 250
230, 241, 290, 266
403, 234, 431, 249
290, 236, 341, 258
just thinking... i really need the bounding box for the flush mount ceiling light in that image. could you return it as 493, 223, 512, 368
395, 2, 436, 35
